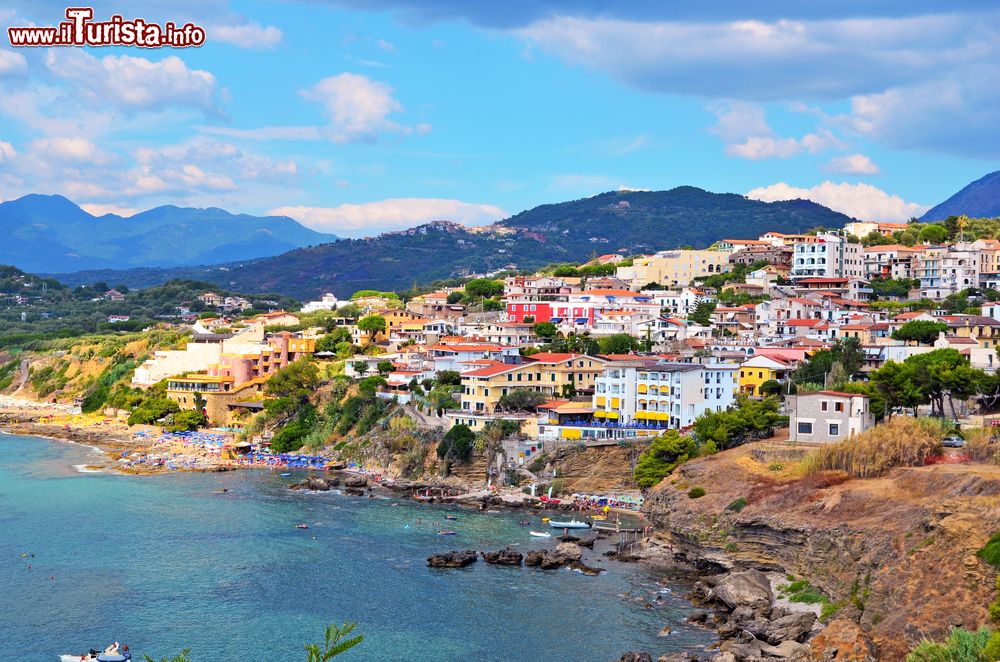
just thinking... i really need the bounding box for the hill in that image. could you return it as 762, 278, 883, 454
921, 171, 1000, 221
50, 187, 854, 299
0, 194, 337, 273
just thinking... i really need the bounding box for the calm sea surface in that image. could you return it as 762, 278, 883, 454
0, 434, 713, 661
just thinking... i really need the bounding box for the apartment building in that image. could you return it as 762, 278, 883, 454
788, 391, 874, 443
592, 361, 737, 429
791, 233, 865, 279
916, 244, 980, 299
619, 250, 731, 289
863, 245, 922, 281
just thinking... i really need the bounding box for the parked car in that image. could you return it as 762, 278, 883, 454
941, 435, 965, 448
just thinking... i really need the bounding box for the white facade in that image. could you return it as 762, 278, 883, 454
301, 293, 342, 313
593, 362, 738, 429
791, 234, 864, 279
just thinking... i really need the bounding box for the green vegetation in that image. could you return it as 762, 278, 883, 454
794, 337, 865, 385
436, 423, 475, 464
687, 486, 705, 499
356, 315, 387, 336
979, 533, 1000, 570
497, 388, 549, 412
305, 622, 364, 662
726, 497, 747, 512
871, 348, 996, 419
906, 627, 996, 662
692, 396, 782, 451
633, 430, 697, 489
893, 320, 948, 344
870, 277, 920, 299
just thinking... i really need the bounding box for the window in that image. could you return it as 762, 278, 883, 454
829, 423, 840, 436
821, 401, 828, 412
834, 402, 844, 412
797, 422, 813, 434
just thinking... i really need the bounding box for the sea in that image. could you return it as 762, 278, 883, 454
0, 434, 714, 661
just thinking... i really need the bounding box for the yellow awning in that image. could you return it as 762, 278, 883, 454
595, 396, 606, 407
593, 411, 606, 418
561, 428, 582, 439
605, 411, 620, 419
611, 397, 620, 408
637, 384, 648, 394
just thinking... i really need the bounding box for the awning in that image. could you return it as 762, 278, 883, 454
604, 411, 620, 419
550, 317, 563, 323
575, 318, 588, 324
593, 411, 607, 418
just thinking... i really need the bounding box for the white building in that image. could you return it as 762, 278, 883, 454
592, 361, 738, 429
300, 293, 342, 313
791, 233, 864, 280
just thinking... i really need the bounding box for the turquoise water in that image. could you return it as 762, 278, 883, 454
0, 434, 713, 661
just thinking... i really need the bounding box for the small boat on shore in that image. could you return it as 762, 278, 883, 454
444, 514, 458, 521
295, 523, 309, 529
529, 531, 551, 538
549, 519, 591, 529
60, 642, 131, 661
437, 530, 457, 536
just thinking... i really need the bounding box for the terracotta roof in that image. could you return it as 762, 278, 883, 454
811, 390, 866, 398
581, 289, 646, 297
863, 244, 922, 252
462, 364, 519, 377
784, 319, 820, 326
797, 278, 849, 284
524, 352, 601, 364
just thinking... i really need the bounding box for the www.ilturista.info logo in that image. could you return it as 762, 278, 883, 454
7, 8, 206, 48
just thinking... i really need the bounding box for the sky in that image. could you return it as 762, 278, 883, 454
0, 1, 998, 236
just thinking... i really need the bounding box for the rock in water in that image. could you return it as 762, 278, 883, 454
567, 560, 604, 576
657, 625, 672, 637
482, 546, 523, 565
525, 550, 545, 567
540, 542, 583, 569
807, 619, 878, 662
290, 477, 330, 491
427, 550, 478, 568
343, 475, 368, 488
618, 653, 652, 662
709, 569, 774, 612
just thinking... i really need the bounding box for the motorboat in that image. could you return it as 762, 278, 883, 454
529, 531, 552, 538
295, 523, 309, 529
437, 530, 457, 536
548, 519, 591, 529
60, 643, 131, 661
444, 514, 458, 521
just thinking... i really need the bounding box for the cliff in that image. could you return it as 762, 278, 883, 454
642, 445, 1000, 660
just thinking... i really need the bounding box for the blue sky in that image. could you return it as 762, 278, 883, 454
0, 1, 998, 236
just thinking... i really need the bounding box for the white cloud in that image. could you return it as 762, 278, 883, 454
198, 125, 323, 140
301, 73, 418, 144
0, 140, 16, 163
710, 101, 841, 160
80, 203, 137, 217
0, 49, 27, 76
268, 198, 507, 235
211, 23, 283, 50
30, 137, 109, 164
377, 39, 396, 52
746, 181, 926, 221
45, 50, 219, 115
824, 153, 879, 175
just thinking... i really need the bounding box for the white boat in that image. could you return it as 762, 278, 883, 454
529, 530, 551, 538
548, 519, 591, 529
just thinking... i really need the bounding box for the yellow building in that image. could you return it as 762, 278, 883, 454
166, 375, 267, 425
354, 308, 424, 346
622, 250, 730, 288
737, 355, 794, 397
449, 353, 607, 431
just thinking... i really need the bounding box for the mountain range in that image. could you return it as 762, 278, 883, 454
46, 187, 854, 299
0, 194, 337, 273
921, 170, 1000, 221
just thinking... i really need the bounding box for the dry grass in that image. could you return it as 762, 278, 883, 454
804, 417, 947, 479
961, 428, 1000, 464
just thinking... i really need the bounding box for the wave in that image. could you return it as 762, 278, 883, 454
73, 464, 102, 474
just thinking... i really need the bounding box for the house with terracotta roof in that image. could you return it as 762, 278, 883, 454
448, 353, 608, 431
738, 355, 797, 397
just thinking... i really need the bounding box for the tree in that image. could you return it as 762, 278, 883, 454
352, 360, 369, 376
426, 385, 457, 415
376, 360, 394, 375
357, 375, 387, 397
464, 278, 503, 299
437, 424, 475, 463
266, 360, 320, 403
305, 622, 364, 662
316, 327, 352, 352
128, 396, 180, 425
598, 333, 638, 355
435, 370, 461, 386
497, 388, 549, 411
446, 291, 463, 304
166, 409, 207, 432
870, 360, 923, 419
759, 379, 783, 397
795, 337, 865, 385
918, 224, 948, 244
357, 315, 386, 336
633, 430, 698, 489
689, 300, 716, 325
691, 397, 781, 451
892, 320, 947, 344
533, 321, 558, 340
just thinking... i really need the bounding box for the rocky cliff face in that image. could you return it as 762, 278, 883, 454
642, 446, 1000, 660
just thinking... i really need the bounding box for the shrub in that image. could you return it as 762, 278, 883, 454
804, 417, 944, 479
727, 497, 747, 512
688, 486, 706, 499
633, 430, 698, 489
906, 627, 992, 662
978, 533, 1000, 570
